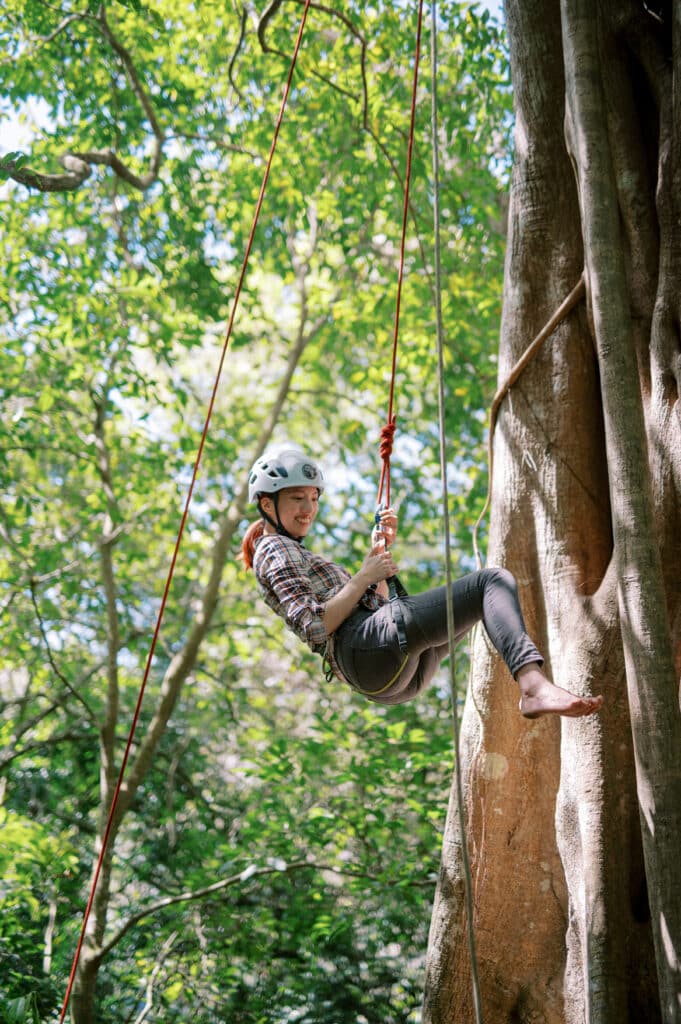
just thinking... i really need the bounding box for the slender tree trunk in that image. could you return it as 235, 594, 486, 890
66, 252, 322, 1024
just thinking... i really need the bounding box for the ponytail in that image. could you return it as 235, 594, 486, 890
241, 519, 265, 570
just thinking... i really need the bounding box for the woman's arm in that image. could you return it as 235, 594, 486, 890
322, 541, 398, 635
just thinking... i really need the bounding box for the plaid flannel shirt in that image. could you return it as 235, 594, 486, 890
253, 532, 386, 677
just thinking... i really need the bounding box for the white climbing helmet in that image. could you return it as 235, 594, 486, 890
248, 445, 325, 504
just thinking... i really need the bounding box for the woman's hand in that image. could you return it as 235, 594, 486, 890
360, 541, 398, 585
322, 529, 398, 636
371, 506, 398, 548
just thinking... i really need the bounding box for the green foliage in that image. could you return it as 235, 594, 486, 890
0, 0, 509, 1020
0, 151, 29, 179
90, 682, 455, 1022
0, 993, 41, 1024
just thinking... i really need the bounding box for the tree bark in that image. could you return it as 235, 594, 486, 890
562, 4, 681, 1018
424, 0, 681, 1021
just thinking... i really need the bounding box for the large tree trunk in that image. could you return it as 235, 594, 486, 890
423, 1, 681, 1021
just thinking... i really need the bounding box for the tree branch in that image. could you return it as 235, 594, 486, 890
0, 729, 96, 772
29, 582, 100, 725
257, 0, 368, 111
92, 391, 122, 816
227, 4, 248, 102
97, 4, 164, 150
131, 930, 179, 1024
0, 10, 88, 65
115, 318, 313, 821
167, 132, 262, 163
1, 4, 165, 194
1, 152, 91, 193
97, 859, 433, 961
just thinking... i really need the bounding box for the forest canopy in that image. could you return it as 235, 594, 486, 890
0, 1, 511, 1021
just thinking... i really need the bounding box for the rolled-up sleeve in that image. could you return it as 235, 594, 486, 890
256, 537, 335, 651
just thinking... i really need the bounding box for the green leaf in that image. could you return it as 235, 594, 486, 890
0, 993, 41, 1024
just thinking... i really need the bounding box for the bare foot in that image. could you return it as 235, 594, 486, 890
517, 666, 603, 719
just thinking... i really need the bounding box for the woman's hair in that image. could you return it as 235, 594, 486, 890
241, 518, 265, 570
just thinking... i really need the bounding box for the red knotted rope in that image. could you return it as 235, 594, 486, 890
57, 4, 312, 1020
376, 0, 425, 510
377, 417, 397, 506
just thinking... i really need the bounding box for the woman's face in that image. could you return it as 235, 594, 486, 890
261, 486, 320, 539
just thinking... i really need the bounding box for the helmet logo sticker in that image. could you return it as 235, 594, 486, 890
302, 464, 318, 480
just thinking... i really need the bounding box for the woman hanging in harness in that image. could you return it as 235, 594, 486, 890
241, 444, 603, 716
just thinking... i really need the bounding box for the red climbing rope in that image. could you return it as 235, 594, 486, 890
57, 4, 312, 1020
376, 0, 425, 510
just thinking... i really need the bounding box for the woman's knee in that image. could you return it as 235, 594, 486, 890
482, 566, 518, 594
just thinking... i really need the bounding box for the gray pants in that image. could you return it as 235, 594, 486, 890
333, 568, 542, 705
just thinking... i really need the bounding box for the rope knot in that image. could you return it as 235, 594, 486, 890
376, 415, 397, 507
379, 417, 397, 462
